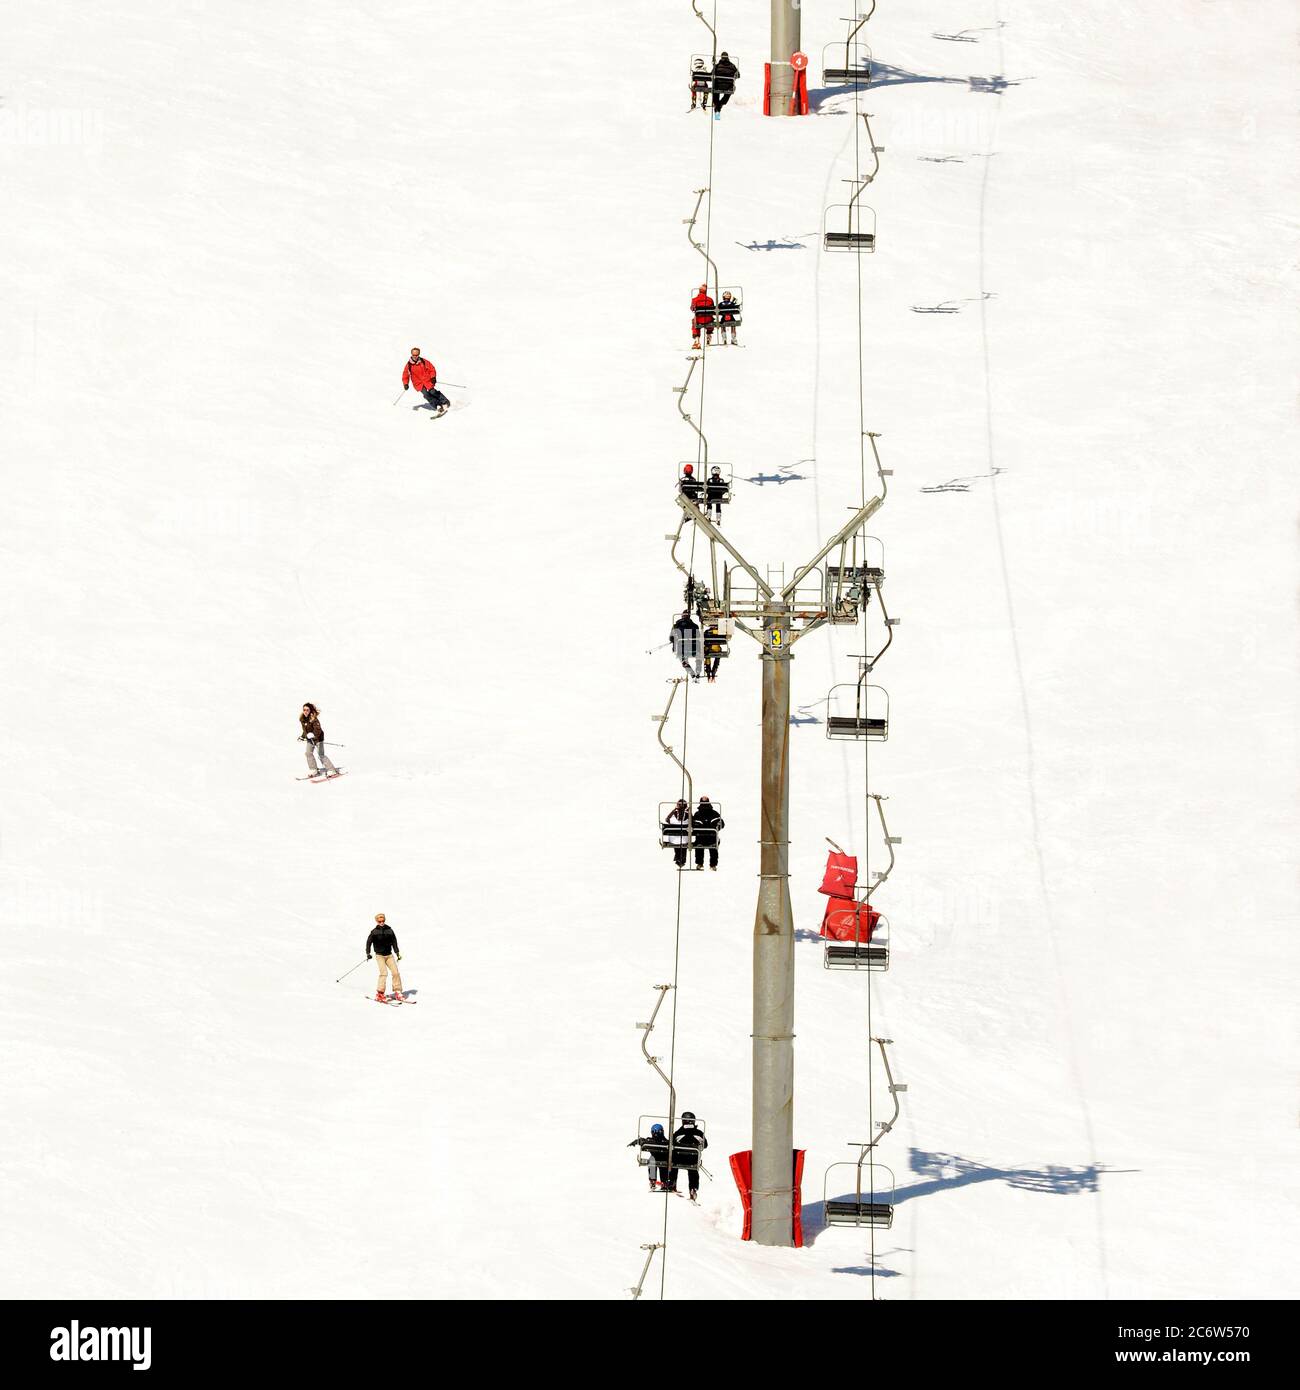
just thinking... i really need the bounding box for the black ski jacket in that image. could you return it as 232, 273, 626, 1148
671, 616, 701, 655
692, 803, 724, 846
712, 59, 739, 92
366, 924, 400, 958
680, 475, 703, 502
670, 1124, 708, 1164
633, 1133, 670, 1164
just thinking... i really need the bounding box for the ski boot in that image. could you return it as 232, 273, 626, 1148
375, 990, 387, 1002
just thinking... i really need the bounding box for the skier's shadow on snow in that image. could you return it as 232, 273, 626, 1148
803, 1148, 1115, 1247
809, 63, 1018, 112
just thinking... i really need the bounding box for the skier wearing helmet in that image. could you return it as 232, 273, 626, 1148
679, 463, 703, 504
628, 1123, 672, 1190
661, 797, 693, 868
690, 284, 716, 349
689, 56, 712, 111
666, 1111, 709, 1200
717, 289, 740, 345
705, 466, 728, 522
401, 347, 450, 416
670, 609, 703, 681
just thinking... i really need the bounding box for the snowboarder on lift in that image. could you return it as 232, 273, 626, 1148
366, 913, 404, 1001
717, 290, 740, 345
692, 796, 724, 870
628, 1123, 671, 1190
711, 53, 739, 115
671, 609, 703, 679
705, 466, 728, 523
690, 285, 715, 349
679, 463, 704, 504
662, 798, 693, 869
665, 1111, 709, 1200
402, 347, 449, 416
690, 57, 712, 110
299, 702, 340, 779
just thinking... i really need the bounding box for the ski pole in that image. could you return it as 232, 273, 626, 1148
391, 391, 404, 405
322, 742, 346, 748
439, 380, 467, 389
335, 958, 368, 983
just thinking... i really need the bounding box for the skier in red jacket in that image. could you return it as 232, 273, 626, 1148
402, 347, 450, 415
690, 286, 716, 349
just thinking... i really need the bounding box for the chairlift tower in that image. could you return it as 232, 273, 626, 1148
769, 0, 801, 115
674, 476, 885, 1246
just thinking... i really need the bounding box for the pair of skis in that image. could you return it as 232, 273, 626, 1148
296, 770, 348, 783
368, 993, 417, 1007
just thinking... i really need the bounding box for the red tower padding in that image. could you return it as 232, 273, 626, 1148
730, 1149, 806, 1246
763, 62, 772, 116
819, 851, 859, 897
821, 897, 880, 942
791, 52, 809, 115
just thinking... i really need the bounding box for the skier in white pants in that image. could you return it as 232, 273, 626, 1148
298, 702, 339, 779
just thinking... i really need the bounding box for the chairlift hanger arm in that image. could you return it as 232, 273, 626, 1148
636, 982, 677, 1115
863, 792, 896, 900
859, 580, 894, 670
691, 0, 718, 60
685, 186, 720, 297
784, 491, 883, 600
675, 495, 772, 599
674, 356, 709, 467
653, 679, 695, 806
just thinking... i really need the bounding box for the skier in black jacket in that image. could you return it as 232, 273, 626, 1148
712, 53, 739, 114
365, 913, 403, 1001
692, 797, 724, 870
679, 463, 704, 504
671, 610, 703, 679
705, 466, 728, 522
628, 1123, 671, 1190
665, 1111, 709, 1200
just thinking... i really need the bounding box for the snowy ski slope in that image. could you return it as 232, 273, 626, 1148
0, 0, 1296, 1300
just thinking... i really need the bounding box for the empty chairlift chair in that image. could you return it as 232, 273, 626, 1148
824, 201, 877, 252
821, 40, 872, 86
823, 1159, 896, 1228
826, 682, 889, 740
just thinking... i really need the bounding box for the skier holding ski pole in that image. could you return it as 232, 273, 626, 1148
366, 913, 404, 1002
401, 347, 450, 416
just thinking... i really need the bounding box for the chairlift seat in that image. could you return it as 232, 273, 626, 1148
824, 943, 889, 970
825, 1200, 893, 1228
822, 66, 871, 84
824, 230, 876, 251
827, 715, 888, 738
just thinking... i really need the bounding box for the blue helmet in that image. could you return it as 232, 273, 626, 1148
651, 1124, 665, 1136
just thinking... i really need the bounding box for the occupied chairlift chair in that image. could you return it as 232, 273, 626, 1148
689, 285, 743, 344
678, 462, 734, 510
826, 534, 885, 624
634, 1114, 709, 1177
823, 1037, 905, 1228
658, 802, 723, 862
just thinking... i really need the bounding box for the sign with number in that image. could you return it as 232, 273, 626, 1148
791, 51, 809, 72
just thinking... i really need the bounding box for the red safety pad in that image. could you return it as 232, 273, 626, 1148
731, 1149, 807, 1245
793, 67, 809, 116
819, 850, 859, 897
820, 897, 880, 942
762, 63, 772, 116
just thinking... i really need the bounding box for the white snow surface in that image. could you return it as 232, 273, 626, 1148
1, 0, 1296, 1300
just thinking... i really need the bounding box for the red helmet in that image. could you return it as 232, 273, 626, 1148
683, 464, 694, 474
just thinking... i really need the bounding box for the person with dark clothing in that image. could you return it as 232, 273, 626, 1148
628, 1123, 671, 1189
702, 626, 726, 683
690, 57, 712, 110
711, 53, 739, 113
705, 466, 728, 523
670, 610, 703, 679
717, 290, 740, 345
365, 912, 403, 1001
690, 285, 715, 349
679, 463, 703, 504
298, 702, 339, 779
665, 1111, 709, 1200
401, 347, 450, 415
692, 797, 724, 870
662, 798, 692, 868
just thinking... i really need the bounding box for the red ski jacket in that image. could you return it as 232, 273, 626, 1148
691, 293, 716, 327
403, 356, 437, 391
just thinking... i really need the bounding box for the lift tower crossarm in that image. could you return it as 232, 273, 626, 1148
783, 492, 884, 604
675, 495, 773, 599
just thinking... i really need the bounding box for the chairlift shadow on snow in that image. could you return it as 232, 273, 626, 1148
896, 1148, 1109, 1202
735, 237, 811, 252
808, 62, 1019, 113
